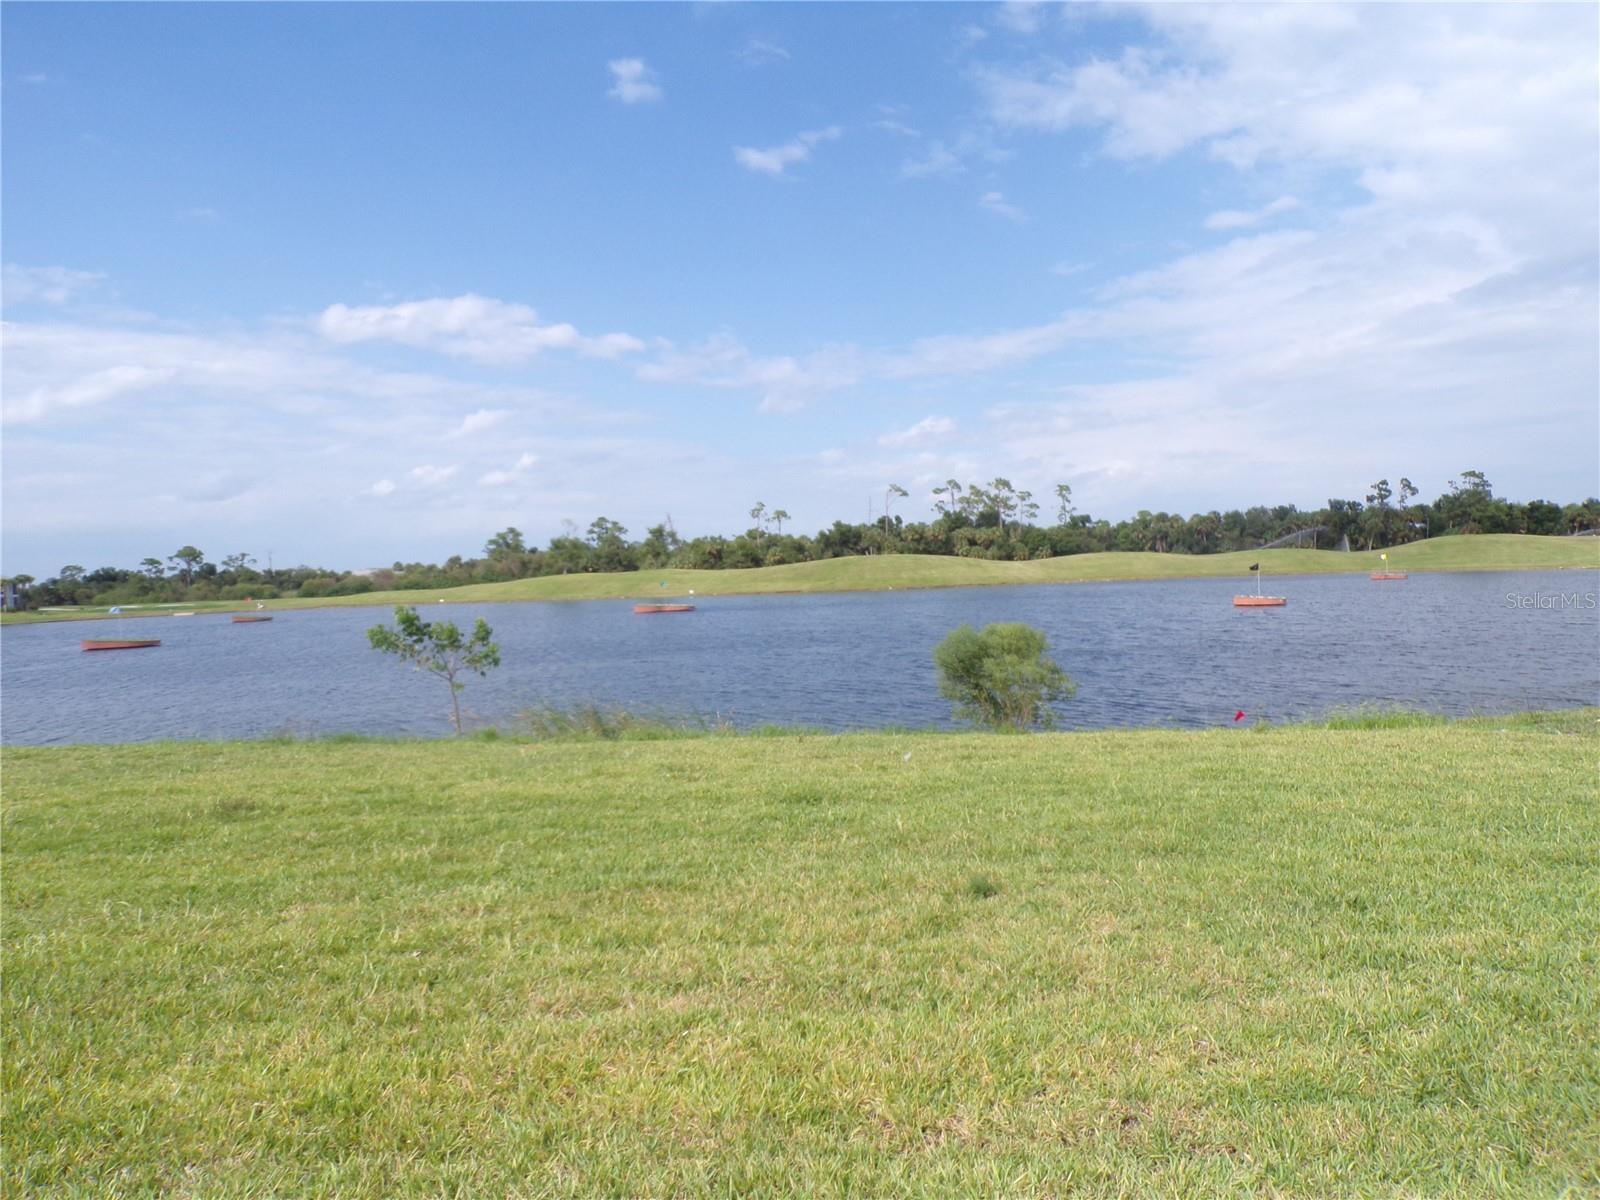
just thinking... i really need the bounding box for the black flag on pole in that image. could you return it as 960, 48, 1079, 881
1249, 562, 1260, 571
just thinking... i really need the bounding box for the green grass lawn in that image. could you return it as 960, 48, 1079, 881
5, 712, 1597, 1197
7, 534, 1596, 624
0, 599, 249, 625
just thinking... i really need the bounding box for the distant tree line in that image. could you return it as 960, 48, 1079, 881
7, 470, 1596, 609
2, 545, 385, 610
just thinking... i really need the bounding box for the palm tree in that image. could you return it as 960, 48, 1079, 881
883, 484, 908, 539
168, 546, 204, 586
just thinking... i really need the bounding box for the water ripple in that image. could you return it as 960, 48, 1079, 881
3, 570, 1595, 744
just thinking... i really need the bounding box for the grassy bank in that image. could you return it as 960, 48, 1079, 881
281, 533, 1600, 607
6, 533, 1596, 624
0, 599, 253, 625
5, 713, 1597, 1197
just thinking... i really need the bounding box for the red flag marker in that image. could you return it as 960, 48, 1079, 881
1234, 710, 1245, 722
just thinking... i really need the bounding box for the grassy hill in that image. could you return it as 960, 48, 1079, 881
5, 711, 1597, 1197
6, 534, 1595, 623
287, 532, 1600, 609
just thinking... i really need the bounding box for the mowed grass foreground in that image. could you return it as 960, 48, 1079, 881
5, 715, 1598, 1197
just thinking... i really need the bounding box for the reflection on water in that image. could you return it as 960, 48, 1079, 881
3, 570, 1596, 745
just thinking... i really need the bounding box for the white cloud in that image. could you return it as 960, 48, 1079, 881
901, 141, 962, 179
179, 469, 257, 504
979, 190, 1026, 222
636, 310, 1094, 410
478, 452, 538, 488
736, 38, 790, 67
756, 393, 805, 415
607, 58, 662, 104
0, 317, 523, 429
969, 205, 1594, 511
451, 408, 511, 438
888, 316, 1081, 378
734, 127, 841, 177
4, 363, 176, 423
317, 294, 644, 365
939, 3, 1597, 505
409, 464, 459, 487
975, 3, 1597, 226
180, 206, 221, 223
995, 2, 1047, 36
0, 301, 732, 573
3, 264, 107, 307
1203, 195, 1300, 231
638, 331, 866, 412
874, 104, 919, 138
878, 416, 957, 447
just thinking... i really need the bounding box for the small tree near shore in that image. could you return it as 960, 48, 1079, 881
368, 606, 500, 735
934, 622, 1075, 730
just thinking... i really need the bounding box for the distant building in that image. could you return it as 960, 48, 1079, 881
2, 581, 22, 611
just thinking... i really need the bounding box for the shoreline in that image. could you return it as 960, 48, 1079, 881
5, 536, 1596, 626
7, 706, 1598, 753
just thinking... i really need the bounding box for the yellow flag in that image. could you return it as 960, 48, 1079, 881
1381, 553, 1387, 561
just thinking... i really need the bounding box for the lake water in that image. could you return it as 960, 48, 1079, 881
2, 570, 1596, 745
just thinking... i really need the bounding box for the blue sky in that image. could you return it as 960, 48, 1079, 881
4, 2, 1596, 575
